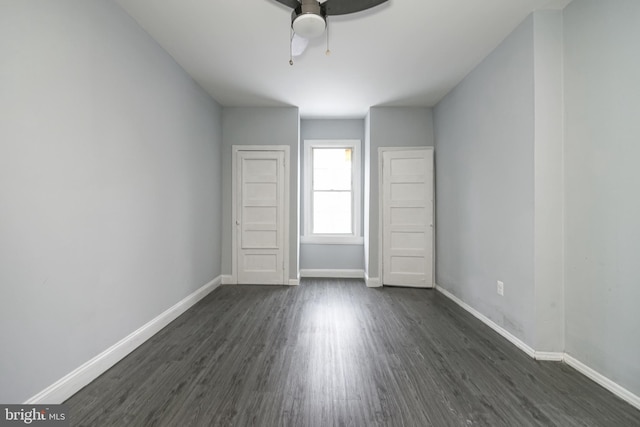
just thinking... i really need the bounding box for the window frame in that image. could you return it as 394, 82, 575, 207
302, 139, 362, 245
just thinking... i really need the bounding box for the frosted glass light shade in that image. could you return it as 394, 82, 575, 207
292, 13, 326, 38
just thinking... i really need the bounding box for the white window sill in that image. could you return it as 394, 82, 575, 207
300, 235, 364, 245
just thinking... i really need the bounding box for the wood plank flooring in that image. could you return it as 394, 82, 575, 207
66, 279, 640, 426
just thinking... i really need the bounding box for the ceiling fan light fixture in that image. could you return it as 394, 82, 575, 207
292, 13, 326, 38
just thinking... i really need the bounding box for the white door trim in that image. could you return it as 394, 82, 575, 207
378, 146, 435, 287
231, 145, 290, 285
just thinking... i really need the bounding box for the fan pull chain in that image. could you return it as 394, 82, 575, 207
289, 27, 294, 65
325, 18, 331, 56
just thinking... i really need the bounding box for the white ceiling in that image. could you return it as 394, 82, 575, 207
115, 0, 571, 118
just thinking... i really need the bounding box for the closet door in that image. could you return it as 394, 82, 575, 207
382, 148, 434, 287
234, 149, 287, 285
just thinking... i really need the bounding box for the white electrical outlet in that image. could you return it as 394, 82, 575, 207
497, 280, 504, 296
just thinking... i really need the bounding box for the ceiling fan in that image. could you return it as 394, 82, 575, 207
273, 0, 388, 61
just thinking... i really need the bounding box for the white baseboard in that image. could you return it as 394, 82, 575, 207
435, 284, 640, 411
534, 351, 564, 361
25, 276, 222, 404
435, 285, 536, 358
365, 276, 381, 288
564, 354, 640, 410
223, 275, 296, 286
299, 269, 364, 279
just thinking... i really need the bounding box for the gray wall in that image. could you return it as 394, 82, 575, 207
435, 1, 640, 398
0, 0, 223, 403
366, 107, 435, 280
532, 11, 564, 353
299, 119, 365, 270
434, 16, 536, 345
364, 113, 372, 276
221, 107, 300, 280
563, 0, 640, 396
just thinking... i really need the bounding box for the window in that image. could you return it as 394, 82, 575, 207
303, 140, 362, 244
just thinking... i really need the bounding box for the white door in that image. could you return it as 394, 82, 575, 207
382, 148, 434, 287
235, 150, 286, 284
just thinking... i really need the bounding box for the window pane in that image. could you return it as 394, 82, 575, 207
313, 191, 352, 234
313, 148, 352, 191
314, 168, 351, 191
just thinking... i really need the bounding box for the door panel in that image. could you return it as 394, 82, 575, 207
382, 148, 434, 287
390, 232, 426, 249
390, 256, 426, 274
242, 253, 279, 272
391, 183, 426, 201
236, 151, 285, 284
391, 207, 427, 226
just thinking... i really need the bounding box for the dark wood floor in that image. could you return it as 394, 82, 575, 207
66, 279, 640, 426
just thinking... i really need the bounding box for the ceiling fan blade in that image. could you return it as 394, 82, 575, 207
291, 33, 310, 57
273, 0, 300, 9
323, 0, 388, 16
